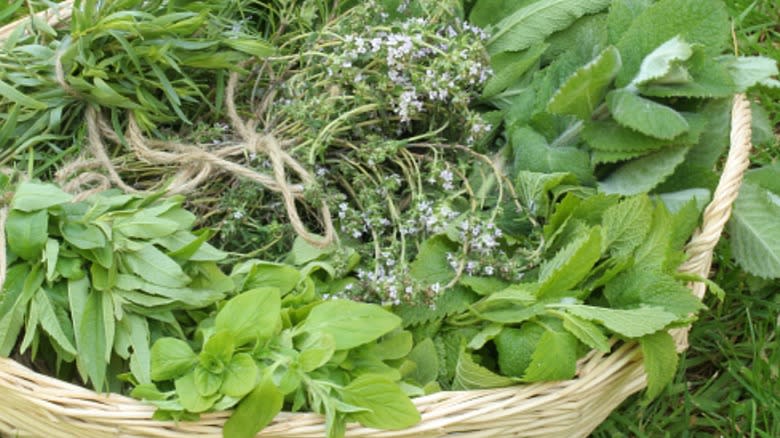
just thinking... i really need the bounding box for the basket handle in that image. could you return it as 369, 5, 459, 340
678, 94, 753, 299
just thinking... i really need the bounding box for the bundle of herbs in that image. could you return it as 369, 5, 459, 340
0, 0, 778, 437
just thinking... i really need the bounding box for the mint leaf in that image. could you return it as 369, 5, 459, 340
607, 89, 689, 140
511, 126, 593, 185
453, 349, 517, 390
729, 182, 780, 278
494, 324, 544, 378
598, 145, 689, 195
559, 304, 678, 338
560, 312, 610, 352
583, 118, 669, 153
487, 0, 612, 54
342, 374, 420, 430
640, 330, 678, 399
522, 329, 579, 382
409, 235, 457, 285
547, 45, 621, 119
537, 226, 602, 299
602, 195, 653, 256
604, 269, 703, 318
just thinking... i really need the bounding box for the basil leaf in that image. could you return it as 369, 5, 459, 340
193, 365, 222, 397
220, 353, 258, 398
150, 338, 197, 381
175, 372, 219, 413
300, 300, 401, 350
297, 332, 336, 373
341, 374, 421, 430
223, 372, 283, 438
215, 287, 281, 346
6, 209, 48, 260
201, 330, 235, 372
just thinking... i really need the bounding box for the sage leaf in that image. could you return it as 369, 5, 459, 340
300, 300, 401, 350
341, 374, 421, 430
729, 182, 780, 278
607, 89, 689, 140
150, 338, 197, 381
6, 209, 48, 260
598, 145, 689, 195
223, 372, 283, 438
547, 45, 621, 119
630, 35, 693, 86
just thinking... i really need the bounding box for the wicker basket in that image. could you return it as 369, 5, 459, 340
0, 3, 755, 437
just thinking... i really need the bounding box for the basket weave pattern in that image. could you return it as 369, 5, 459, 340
0, 4, 754, 437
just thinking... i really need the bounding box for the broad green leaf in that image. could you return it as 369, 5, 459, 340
583, 119, 670, 153
722, 55, 780, 92
522, 329, 579, 382
487, 0, 612, 54
604, 269, 703, 318
467, 323, 504, 350
537, 226, 602, 298
19, 296, 39, 354
78, 291, 108, 390
44, 239, 59, 281
342, 374, 421, 430
548, 46, 621, 119
298, 332, 336, 372
6, 209, 48, 260
193, 365, 222, 397
122, 244, 190, 288
406, 338, 439, 385
558, 304, 678, 338
0, 265, 35, 355
598, 145, 689, 195
235, 261, 300, 294
175, 372, 219, 413
606, 89, 688, 140
602, 195, 653, 256
114, 215, 180, 239
223, 372, 283, 438
67, 277, 89, 357
161, 230, 226, 262
459, 276, 509, 296
201, 331, 235, 372
151, 338, 197, 381
101, 289, 115, 363
469, 0, 534, 27
221, 353, 258, 398
511, 126, 594, 185
287, 236, 333, 265
126, 314, 152, 385
607, 0, 652, 44
482, 44, 548, 99
61, 223, 107, 250
640, 331, 678, 399
301, 300, 401, 350
10, 181, 72, 212
372, 330, 413, 361
34, 291, 77, 355
409, 235, 457, 285
215, 287, 281, 346
470, 286, 545, 324
615, 0, 729, 87
729, 182, 780, 278
630, 35, 693, 86
494, 324, 545, 377
453, 349, 516, 390
560, 312, 610, 352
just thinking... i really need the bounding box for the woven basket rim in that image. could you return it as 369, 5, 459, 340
0, 4, 755, 437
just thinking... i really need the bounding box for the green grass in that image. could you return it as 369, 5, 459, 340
593, 1, 780, 436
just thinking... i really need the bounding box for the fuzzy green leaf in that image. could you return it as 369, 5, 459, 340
729, 182, 780, 278
606, 89, 689, 140
487, 0, 612, 54
598, 145, 689, 195
494, 324, 545, 378
537, 226, 602, 299
453, 349, 517, 390
548, 46, 621, 119
559, 304, 678, 338
640, 330, 678, 399
602, 195, 653, 256
630, 35, 693, 86
522, 329, 579, 382
561, 312, 610, 352
512, 126, 594, 185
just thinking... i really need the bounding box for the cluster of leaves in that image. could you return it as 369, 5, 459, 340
1, 180, 231, 391
398, 173, 710, 396
0, 0, 274, 170
135, 261, 433, 438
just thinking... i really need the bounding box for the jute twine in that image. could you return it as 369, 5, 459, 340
54, 68, 335, 248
